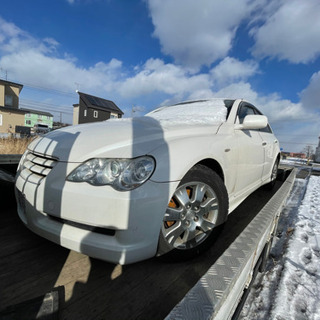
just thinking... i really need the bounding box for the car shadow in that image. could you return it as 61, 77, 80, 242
66, 116, 170, 317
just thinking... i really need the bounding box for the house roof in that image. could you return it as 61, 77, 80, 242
20, 108, 53, 117
78, 92, 124, 115
0, 79, 24, 93
0, 106, 26, 114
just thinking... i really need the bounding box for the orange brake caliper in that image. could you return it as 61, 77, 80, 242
165, 188, 191, 228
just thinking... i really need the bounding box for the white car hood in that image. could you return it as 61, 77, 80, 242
27, 117, 221, 162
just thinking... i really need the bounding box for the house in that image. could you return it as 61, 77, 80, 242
281, 152, 306, 159
21, 108, 53, 130
73, 92, 124, 125
0, 79, 54, 136
0, 79, 25, 135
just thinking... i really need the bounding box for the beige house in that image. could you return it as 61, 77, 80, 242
0, 79, 23, 109
0, 79, 25, 135
0, 107, 26, 134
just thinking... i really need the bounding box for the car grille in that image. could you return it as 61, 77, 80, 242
21, 151, 58, 182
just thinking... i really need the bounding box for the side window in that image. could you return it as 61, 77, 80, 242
239, 103, 273, 133
253, 106, 273, 133
238, 105, 256, 124
260, 124, 273, 133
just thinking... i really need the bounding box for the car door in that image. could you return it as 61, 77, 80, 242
233, 103, 265, 196
257, 120, 279, 181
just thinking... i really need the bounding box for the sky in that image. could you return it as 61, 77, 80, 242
0, 0, 320, 153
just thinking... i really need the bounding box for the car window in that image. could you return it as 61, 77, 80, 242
146, 100, 228, 126
238, 105, 256, 124
238, 103, 273, 133
259, 124, 273, 133
224, 99, 235, 120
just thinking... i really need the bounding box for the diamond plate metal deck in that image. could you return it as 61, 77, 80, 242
166, 169, 296, 320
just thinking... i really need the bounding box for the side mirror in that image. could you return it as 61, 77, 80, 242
235, 115, 268, 130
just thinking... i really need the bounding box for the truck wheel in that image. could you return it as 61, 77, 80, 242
157, 164, 228, 261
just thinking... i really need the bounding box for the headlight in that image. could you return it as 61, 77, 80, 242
67, 156, 155, 191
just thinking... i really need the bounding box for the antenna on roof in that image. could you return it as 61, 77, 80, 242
0, 67, 8, 80
75, 82, 80, 92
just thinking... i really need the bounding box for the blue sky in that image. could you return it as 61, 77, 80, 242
1, 0, 320, 153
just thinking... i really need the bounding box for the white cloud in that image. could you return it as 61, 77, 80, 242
0, 49, 122, 94
118, 58, 210, 98
210, 57, 259, 86
0, 17, 21, 41
250, 0, 320, 63
147, 0, 260, 69
300, 71, 320, 111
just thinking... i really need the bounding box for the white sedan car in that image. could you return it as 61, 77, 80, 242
15, 99, 280, 264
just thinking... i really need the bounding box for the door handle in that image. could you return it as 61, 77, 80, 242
262, 142, 267, 146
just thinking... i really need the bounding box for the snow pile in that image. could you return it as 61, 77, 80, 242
271, 175, 320, 320
241, 175, 320, 320
146, 100, 228, 126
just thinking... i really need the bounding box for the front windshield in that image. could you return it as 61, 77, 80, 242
146, 99, 228, 126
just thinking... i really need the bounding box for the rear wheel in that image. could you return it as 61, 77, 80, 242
157, 164, 228, 261
265, 159, 279, 190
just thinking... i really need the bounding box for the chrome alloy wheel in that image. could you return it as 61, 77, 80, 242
162, 181, 219, 250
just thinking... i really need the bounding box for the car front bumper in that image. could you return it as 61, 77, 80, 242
15, 163, 177, 265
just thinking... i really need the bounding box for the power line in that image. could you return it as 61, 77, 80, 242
278, 134, 320, 138
19, 103, 73, 115
280, 141, 317, 146
6, 76, 78, 97
20, 98, 73, 110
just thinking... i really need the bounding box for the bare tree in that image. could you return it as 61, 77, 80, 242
302, 145, 314, 160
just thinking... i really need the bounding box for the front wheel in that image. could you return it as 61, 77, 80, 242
157, 164, 228, 261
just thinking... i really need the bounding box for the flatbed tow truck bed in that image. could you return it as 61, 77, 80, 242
0, 167, 297, 319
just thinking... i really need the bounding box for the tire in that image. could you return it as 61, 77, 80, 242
259, 237, 273, 272
264, 159, 279, 190
157, 164, 228, 261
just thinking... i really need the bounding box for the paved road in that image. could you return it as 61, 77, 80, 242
0, 178, 282, 320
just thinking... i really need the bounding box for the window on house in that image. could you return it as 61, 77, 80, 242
93, 110, 98, 118
110, 114, 117, 119
26, 120, 31, 125
5, 95, 13, 107
84, 109, 87, 117
26, 113, 31, 117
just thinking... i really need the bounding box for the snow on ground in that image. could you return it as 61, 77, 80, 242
241, 172, 320, 320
